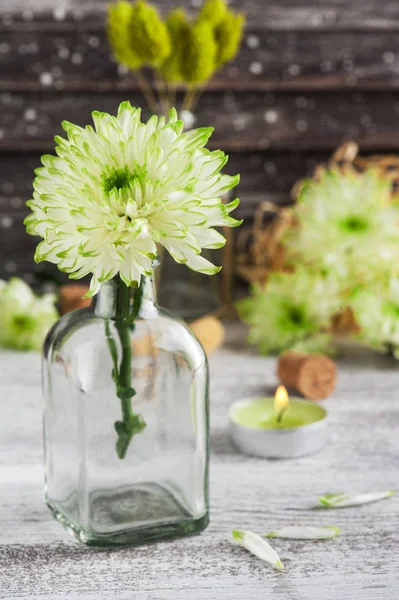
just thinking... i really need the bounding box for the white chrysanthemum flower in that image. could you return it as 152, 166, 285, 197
287, 170, 399, 278
25, 103, 241, 296
351, 277, 399, 357
238, 269, 341, 355
0, 278, 58, 351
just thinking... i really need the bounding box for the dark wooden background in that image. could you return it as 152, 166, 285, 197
1, 0, 399, 285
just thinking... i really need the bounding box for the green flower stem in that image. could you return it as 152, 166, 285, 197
106, 278, 146, 459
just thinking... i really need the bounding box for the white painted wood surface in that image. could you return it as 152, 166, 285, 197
1, 329, 399, 599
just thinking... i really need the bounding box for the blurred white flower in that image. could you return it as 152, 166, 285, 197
351, 277, 399, 356
0, 278, 58, 351
238, 269, 340, 355
287, 170, 399, 280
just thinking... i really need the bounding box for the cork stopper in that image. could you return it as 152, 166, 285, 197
190, 316, 225, 355
277, 351, 337, 401
59, 284, 91, 314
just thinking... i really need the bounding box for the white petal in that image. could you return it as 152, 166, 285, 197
84, 274, 101, 297
190, 227, 226, 249
266, 526, 340, 540
232, 529, 284, 570
167, 245, 221, 274
318, 491, 395, 508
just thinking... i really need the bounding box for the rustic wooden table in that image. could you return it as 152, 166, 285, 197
1, 332, 398, 599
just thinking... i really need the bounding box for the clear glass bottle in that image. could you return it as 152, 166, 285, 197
43, 275, 209, 546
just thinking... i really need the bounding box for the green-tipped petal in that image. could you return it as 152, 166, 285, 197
318, 491, 395, 508
232, 529, 284, 570
265, 526, 340, 540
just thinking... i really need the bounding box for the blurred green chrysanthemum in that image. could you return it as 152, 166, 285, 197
238, 269, 339, 355
239, 166, 399, 357
287, 170, 399, 280
350, 277, 399, 357
0, 278, 58, 351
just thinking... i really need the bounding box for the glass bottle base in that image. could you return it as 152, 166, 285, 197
46, 483, 209, 547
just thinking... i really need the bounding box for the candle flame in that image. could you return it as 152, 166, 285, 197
274, 385, 289, 412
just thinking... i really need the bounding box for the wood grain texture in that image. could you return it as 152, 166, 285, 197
0, 326, 398, 599
5, 1, 399, 31
2, 28, 399, 92
1, 90, 399, 153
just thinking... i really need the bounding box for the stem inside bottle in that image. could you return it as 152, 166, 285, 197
105, 278, 146, 459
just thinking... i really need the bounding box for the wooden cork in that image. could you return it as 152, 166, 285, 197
59, 284, 91, 314
277, 351, 337, 401
133, 315, 225, 357
132, 333, 159, 357
190, 316, 225, 355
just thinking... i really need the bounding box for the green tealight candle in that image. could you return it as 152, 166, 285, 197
231, 398, 325, 430
229, 388, 329, 459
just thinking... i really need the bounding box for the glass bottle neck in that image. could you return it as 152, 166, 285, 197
93, 276, 157, 320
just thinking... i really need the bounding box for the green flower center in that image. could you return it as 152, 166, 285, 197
102, 166, 136, 194
287, 306, 305, 326
12, 314, 36, 332
280, 303, 312, 332
339, 215, 369, 233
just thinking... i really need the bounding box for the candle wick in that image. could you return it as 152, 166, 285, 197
276, 407, 287, 424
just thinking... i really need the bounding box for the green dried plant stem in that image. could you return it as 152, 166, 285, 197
106, 278, 146, 459
182, 87, 197, 112
166, 81, 177, 111
155, 70, 172, 116
189, 87, 205, 113
134, 69, 160, 114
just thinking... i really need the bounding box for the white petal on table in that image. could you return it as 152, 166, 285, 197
265, 526, 340, 540
232, 529, 284, 570
318, 490, 395, 508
